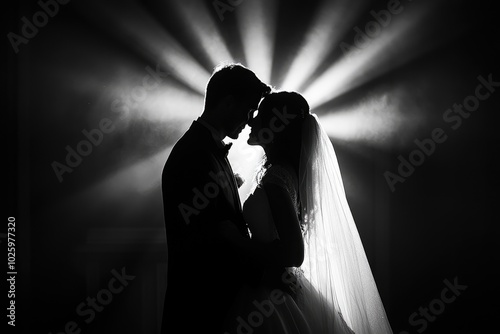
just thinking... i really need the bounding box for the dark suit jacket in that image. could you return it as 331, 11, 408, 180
161, 120, 259, 333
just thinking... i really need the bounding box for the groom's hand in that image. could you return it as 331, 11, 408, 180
217, 221, 284, 269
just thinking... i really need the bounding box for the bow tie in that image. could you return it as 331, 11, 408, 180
219, 142, 233, 157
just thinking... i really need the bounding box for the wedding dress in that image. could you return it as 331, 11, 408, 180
239, 164, 311, 334
239, 114, 393, 334
242, 164, 354, 334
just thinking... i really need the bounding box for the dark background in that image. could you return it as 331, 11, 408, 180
5, 0, 499, 333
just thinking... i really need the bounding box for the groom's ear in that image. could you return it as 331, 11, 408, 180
219, 95, 236, 110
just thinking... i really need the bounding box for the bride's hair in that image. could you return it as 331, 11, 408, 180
254, 91, 311, 229
259, 91, 310, 170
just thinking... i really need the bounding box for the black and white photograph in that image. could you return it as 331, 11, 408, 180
5, 0, 499, 333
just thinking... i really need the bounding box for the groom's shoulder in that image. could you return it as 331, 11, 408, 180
166, 122, 215, 163
176, 122, 213, 150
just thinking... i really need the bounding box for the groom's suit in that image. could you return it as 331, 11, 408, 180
161, 119, 258, 333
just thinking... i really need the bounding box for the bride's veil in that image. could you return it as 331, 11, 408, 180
298, 113, 393, 334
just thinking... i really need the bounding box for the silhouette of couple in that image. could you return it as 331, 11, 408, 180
161, 63, 393, 333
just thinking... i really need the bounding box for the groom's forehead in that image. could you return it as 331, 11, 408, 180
243, 94, 262, 109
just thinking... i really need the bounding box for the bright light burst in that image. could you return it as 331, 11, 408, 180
75, 0, 452, 201
65, 145, 172, 216
75, 0, 211, 94
168, 1, 236, 68
237, 0, 278, 83
107, 69, 204, 124
318, 91, 425, 149
280, 0, 368, 91
303, 1, 437, 109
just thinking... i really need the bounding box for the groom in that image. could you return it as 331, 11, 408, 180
161, 63, 271, 333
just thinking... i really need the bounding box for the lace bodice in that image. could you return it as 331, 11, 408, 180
243, 164, 300, 243
261, 165, 300, 215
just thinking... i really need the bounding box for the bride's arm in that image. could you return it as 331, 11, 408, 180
217, 220, 282, 268
218, 183, 304, 268
263, 183, 304, 267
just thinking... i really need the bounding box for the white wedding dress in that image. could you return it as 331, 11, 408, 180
235, 114, 392, 334
241, 164, 354, 334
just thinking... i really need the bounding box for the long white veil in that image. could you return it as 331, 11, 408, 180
298, 113, 393, 334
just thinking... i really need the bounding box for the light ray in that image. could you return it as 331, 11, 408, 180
317, 89, 425, 149
168, 1, 235, 67
105, 67, 204, 124
303, 2, 440, 108
237, 0, 278, 83
74, 0, 211, 94
66, 145, 173, 215
58, 61, 204, 125
280, 0, 368, 91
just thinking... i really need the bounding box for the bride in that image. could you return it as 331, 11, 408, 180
223, 91, 393, 334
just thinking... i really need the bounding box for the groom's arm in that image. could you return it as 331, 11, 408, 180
164, 147, 250, 265
163, 149, 222, 255
164, 142, 268, 286
164, 147, 223, 228
218, 220, 286, 268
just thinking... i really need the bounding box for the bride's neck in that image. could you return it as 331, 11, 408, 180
264, 149, 298, 176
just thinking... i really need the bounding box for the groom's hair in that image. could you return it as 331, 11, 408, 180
204, 62, 271, 111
